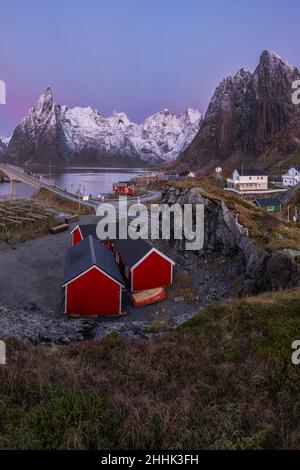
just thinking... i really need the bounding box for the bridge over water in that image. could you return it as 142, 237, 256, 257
0, 163, 44, 196
0, 163, 160, 210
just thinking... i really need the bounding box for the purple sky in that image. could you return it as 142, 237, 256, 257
0, 0, 299, 137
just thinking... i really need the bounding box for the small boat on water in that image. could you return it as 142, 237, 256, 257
131, 287, 166, 307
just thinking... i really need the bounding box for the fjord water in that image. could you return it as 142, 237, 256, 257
0, 168, 149, 198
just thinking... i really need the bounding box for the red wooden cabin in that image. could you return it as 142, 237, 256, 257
71, 223, 115, 249
113, 182, 136, 196
113, 238, 174, 292
63, 235, 125, 316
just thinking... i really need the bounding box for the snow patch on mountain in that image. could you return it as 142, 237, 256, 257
7, 87, 202, 166
60, 101, 202, 163
1, 136, 11, 145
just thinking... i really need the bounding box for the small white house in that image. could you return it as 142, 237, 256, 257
282, 167, 300, 187
227, 168, 268, 191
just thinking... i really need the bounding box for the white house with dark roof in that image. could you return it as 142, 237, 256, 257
282, 167, 300, 187
227, 168, 268, 191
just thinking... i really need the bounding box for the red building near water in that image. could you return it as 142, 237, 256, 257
63, 235, 125, 316
112, 181, 136, 196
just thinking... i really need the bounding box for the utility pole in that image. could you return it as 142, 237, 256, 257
78, 184, 81, 213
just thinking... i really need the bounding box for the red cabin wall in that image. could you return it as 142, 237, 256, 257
66, 267, 121, 316
72, 228, 83, 246
125, 186, 135, 196
131, 251, 172, 292
113, 186, 126, 194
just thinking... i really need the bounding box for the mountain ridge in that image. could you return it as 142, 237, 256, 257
5, 88, 202, 167
178, 50, 300, 172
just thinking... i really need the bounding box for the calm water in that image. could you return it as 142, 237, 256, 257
0, 168, 149, 198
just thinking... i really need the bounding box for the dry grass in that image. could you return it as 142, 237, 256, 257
0, 215, 59, 242
147, 319, 173, 333
32, 188, 95, 215
171, 181, 300, 252
2, 287, 300, 449
170, 271, 196, 304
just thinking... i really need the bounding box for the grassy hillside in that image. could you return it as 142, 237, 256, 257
1, 288, 300, 449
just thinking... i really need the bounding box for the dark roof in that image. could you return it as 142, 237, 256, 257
291, 166, 300, 172
236, 168, 268, 176
77, 223, 97, 239
253, 198, 282, 207
63, 236, 125, 286
76, 223, 119, 241
113, 238, 154, 267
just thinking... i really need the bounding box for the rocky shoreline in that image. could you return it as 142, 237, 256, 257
0, 306, 96, 345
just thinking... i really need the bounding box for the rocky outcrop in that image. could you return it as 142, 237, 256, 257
161, 185, 300, 295
179, 50, 300, 171
6, 87, 202, 167
0, 305, 96, 345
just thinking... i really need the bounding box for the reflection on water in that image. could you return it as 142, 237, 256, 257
0, 168, 149, 198
0, 182, 35, 198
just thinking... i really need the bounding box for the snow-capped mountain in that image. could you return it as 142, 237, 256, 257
0, 137, 8, 156
179, 50, 300, 171
6, 88, 202, 167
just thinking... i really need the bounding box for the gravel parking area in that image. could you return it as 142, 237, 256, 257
0, 214, 237, 343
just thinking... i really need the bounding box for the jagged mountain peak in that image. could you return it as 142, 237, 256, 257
259, 50, 295, 70
179, 50, 300, 171
29, 86, 55, 119
37, 86, 54, 105
6, 89, 202, 166
108, 111, 131, 126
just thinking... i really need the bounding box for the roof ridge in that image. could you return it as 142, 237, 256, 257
89, 235, 97, 265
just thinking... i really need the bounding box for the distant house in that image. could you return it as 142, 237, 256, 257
227, 168, 268, 191
253, 198, 282, 213
163, 171, 178, 181
63, 236, 125, 316
112, 238, 175, 292
178, 170, 196, 181
113, 181, 136, 196
282, 167, 300, 187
